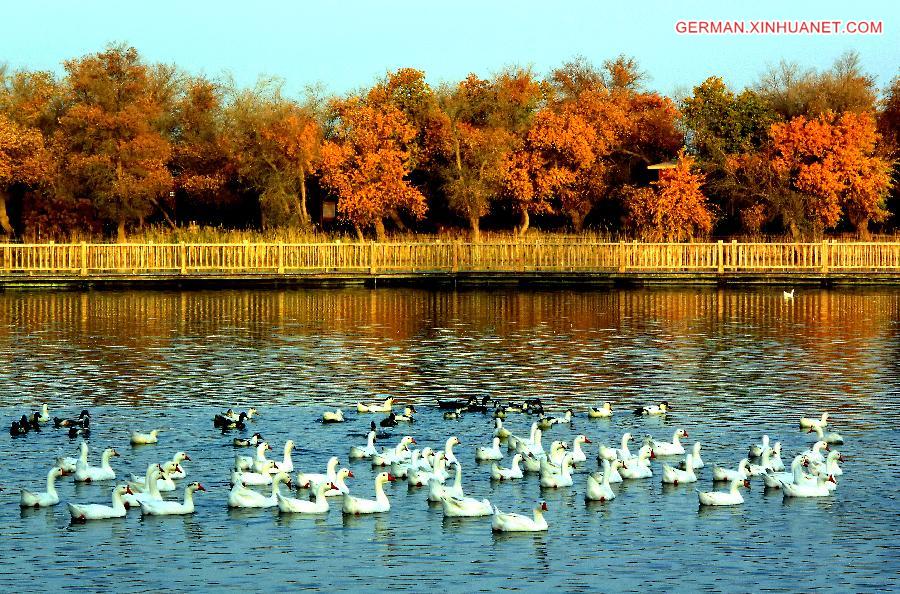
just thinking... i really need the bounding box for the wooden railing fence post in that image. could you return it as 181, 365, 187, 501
821, 239, 829, 274
180, 242, 187, 274
277, 242, 285, 274
452, 241, 459, 273
80, 242, 87, 275
369, 242, 377, 274
717, 240, 724, 274
618, 240, 626, 273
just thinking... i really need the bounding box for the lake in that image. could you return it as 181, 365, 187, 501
1, 288, 898, 592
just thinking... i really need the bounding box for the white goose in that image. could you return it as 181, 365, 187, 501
232, 460, 278, 486
678, 442, 704, 470
20, 467, 64, 507
698, 478, 749, 506
235, 442, 272, 472
130, 429, 161, 445
271, 440, 295, 474
570, 435, 592, 464
588, 402, 612, 418
69, 484, 133, 521
428, 461, 463, 502
130, 461, 179, 492
619, 450, 653, 479
540, 453, 574, 488
493, 419, 511, 440
490, 454, 523, 481
475, 437, 503, 461
356, 397, 393, 414
342, 472, 395, 514
372, 436, 416, 467
57, 441, 88, 474
589, 458, 624, 485
783, 474, 835, 498
322, 409, 345, 423
166, 452, 191, 480
810, 450, 844, 477
585, 460, 616, 502
278, 481, 332, 514
507, 423, 539, 452
296, 456, 340, 489
390, 449, 420, 479
768, 443, 785, 472
324, 468, 354, 497
491, 501, 548, 532
800, 441, 829, 464
409, 456, 447, 487
38, 403, 50, 423
799, 412, 829, 430
228, 472, 292, 508
443, 436, 461, 467
349, 431, 378, 459
140, 482, 205, 516
124, 465, 166, 508
525, 441, 566, 473
74, 448, 119, 482
748, 435, 770, 458
442, 494, 492, 517
598, 432, 632, 462
662, 453, 697, 485
808, 425, 844, 445
651, 429, 688, 457
763, 456, 811, 489
712, 459, 750, 482
395, 407, 417, 422
538, 409, 573, 430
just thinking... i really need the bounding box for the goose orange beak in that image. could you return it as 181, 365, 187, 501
347, 471, 354, 478
183, 454, 192, 461
386, 473, 396, 482
197, 483, 206, 491
584, 437, 592, 444
125, 485, 134, 495
540, 501, 548, 511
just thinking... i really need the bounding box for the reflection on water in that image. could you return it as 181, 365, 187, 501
1, 287, 899, 592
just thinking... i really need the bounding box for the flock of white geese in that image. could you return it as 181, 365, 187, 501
17, 402, 844, 532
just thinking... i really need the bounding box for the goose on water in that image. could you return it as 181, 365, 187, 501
808, 425, 844, 445
68, 484, 133, 521
233, 433, 264, 448
799, 412, 829, 430
296, 456, 340, 489
585, 461, 617, 502
428, 461, 464, 502
277, 481, 333, 514
588, 402, 613, 418
697, 479, 750, 506
442, 494, 493, 517
782, 474, 835, 498
130, 429, 161, 445
589, 458, 625, 485
475, 437, 503, 461
662, 453, 698, 485
712, 459, 750, 482
228, 472, 292, 508
349, 431, 378, 459
490, 454, 523, 481
356, 398, 393, 414
75, 448, 119, 482
634, 401, 669, 416
342, 472, 395, 514
651, 429, 688, 457
619, 450, 653, 480
491, 501, 548, 532
677, 442, 704, 470
20, 467, 64, 508
141, 482, 205, 516
748, 435, 770, 458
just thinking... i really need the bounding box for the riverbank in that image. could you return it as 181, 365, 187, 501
2, 240, 900, 288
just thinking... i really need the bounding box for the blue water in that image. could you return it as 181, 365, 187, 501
1, 288, 898, 592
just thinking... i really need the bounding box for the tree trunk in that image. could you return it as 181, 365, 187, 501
374, 218, 386, 241
856, 218, 871, 240
388, 209, 407, 232
468, 214, 481, 242
117, 219, 127, 243
570, 211, 585, 233
354, 224, 364, 242
517, 209, 530, 236
296, 169, 311, 227
0, 191, 14, 235
788, 220, 800, 241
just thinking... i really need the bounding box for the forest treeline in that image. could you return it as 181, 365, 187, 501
0, 44, 897, 242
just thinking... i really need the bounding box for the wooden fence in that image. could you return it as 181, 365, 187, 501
1, 240, 900, 277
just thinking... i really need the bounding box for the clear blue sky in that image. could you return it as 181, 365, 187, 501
2, 1, 897, 97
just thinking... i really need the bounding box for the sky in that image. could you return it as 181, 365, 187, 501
1, 0, 897, 97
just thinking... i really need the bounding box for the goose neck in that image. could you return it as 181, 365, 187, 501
374, 477, 389, 503
101, 450, 114, 469
46, 469, 59, 495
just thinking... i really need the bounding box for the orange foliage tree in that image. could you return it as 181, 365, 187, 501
57, 45, 172, 241
0, 114, 50, 234
770, 111, 892, 237
624, 150, 713, 240
319, 97, 425, 239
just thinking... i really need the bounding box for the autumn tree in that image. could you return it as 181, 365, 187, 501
0, 114, 50, 234
433, 68, 544, 239
223, 80, 322, 228
57, 44, 172, 241
756, 51, 877, 119
319, 96, 425, 239
770, 111, 892, 238
170, 76, 233, 218
623, 150, 713, 240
